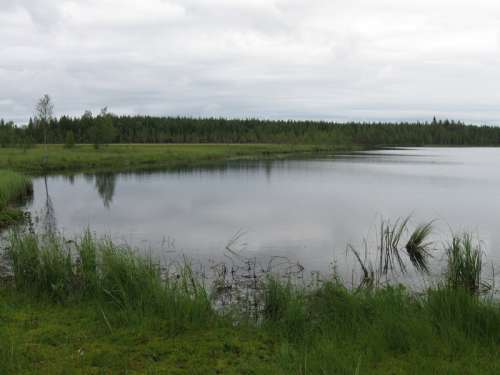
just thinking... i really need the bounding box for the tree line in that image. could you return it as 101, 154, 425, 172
1, 96, 500, 148
3, 115, 500, 147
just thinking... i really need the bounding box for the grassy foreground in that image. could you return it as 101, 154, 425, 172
1, 230, 499, 374
0, 144, 349, 174
0, 289, 277, 374
0, 171, 32, 228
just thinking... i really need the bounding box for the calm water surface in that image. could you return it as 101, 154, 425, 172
22, 147, 500, 276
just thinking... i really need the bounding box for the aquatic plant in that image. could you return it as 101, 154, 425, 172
348, 217, 434, 288
445, 233, 489, 295
405, 221, 434, 273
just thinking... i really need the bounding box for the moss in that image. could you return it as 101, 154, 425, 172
2, 285, 500, 374
0, 290, 281, 374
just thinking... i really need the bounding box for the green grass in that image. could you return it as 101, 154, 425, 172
0, 289, 279, 374
445, 233, 487, 295
0, 170, 32, 228
1, 230, 500, 374
0, 144, 353, 174
7, 231, 213, 329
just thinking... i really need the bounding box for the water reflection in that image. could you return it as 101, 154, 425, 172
94, 174, 117, 209
76, 173, 118, 208
64, 175, 75, 185
42, 176, 57, 234
56, 161, 281, 210
18, 148, 500, 275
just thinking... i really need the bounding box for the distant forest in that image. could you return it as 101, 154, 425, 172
1, 115, 500, 147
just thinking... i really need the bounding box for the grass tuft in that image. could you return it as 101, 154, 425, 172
348, 217, 434, 287
405, 221, 434, 274
445, 233, 488, 295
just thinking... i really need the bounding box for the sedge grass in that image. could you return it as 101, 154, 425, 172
445, 233, 487, 295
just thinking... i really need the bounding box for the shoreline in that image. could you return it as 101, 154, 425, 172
0, 143, 360, 175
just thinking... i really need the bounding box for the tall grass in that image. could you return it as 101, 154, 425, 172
0, 170, 32, 227
264, 280, 500, 374
6, 230, 213, 330
445, 233, 488, 295
0, 170, 31, 210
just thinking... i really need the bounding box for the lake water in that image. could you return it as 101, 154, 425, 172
20, 147, 500, 279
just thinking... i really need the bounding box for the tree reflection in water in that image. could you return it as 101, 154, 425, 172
94, 173, 117, 209
43, 176, 57, 234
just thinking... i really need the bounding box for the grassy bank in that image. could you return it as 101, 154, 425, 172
0, 171, 32, 228
0, 144, 352, 174
1, 230, 499, 374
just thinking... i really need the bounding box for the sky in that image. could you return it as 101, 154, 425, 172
2, 0, 500, 124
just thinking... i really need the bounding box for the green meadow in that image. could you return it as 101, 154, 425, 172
0, 144, 349, 174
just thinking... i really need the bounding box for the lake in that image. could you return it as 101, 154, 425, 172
20, 147, 500, 280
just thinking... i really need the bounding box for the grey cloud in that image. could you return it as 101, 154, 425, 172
1, 0, 62, 29
1, 0, 500, 123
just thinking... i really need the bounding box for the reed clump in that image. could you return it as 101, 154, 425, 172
445, 233, 489, 295
347, 216, 435, 288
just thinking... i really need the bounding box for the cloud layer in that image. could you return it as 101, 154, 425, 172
2, 0, 500, 123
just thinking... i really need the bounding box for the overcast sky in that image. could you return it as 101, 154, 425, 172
2, 0, 500, 124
